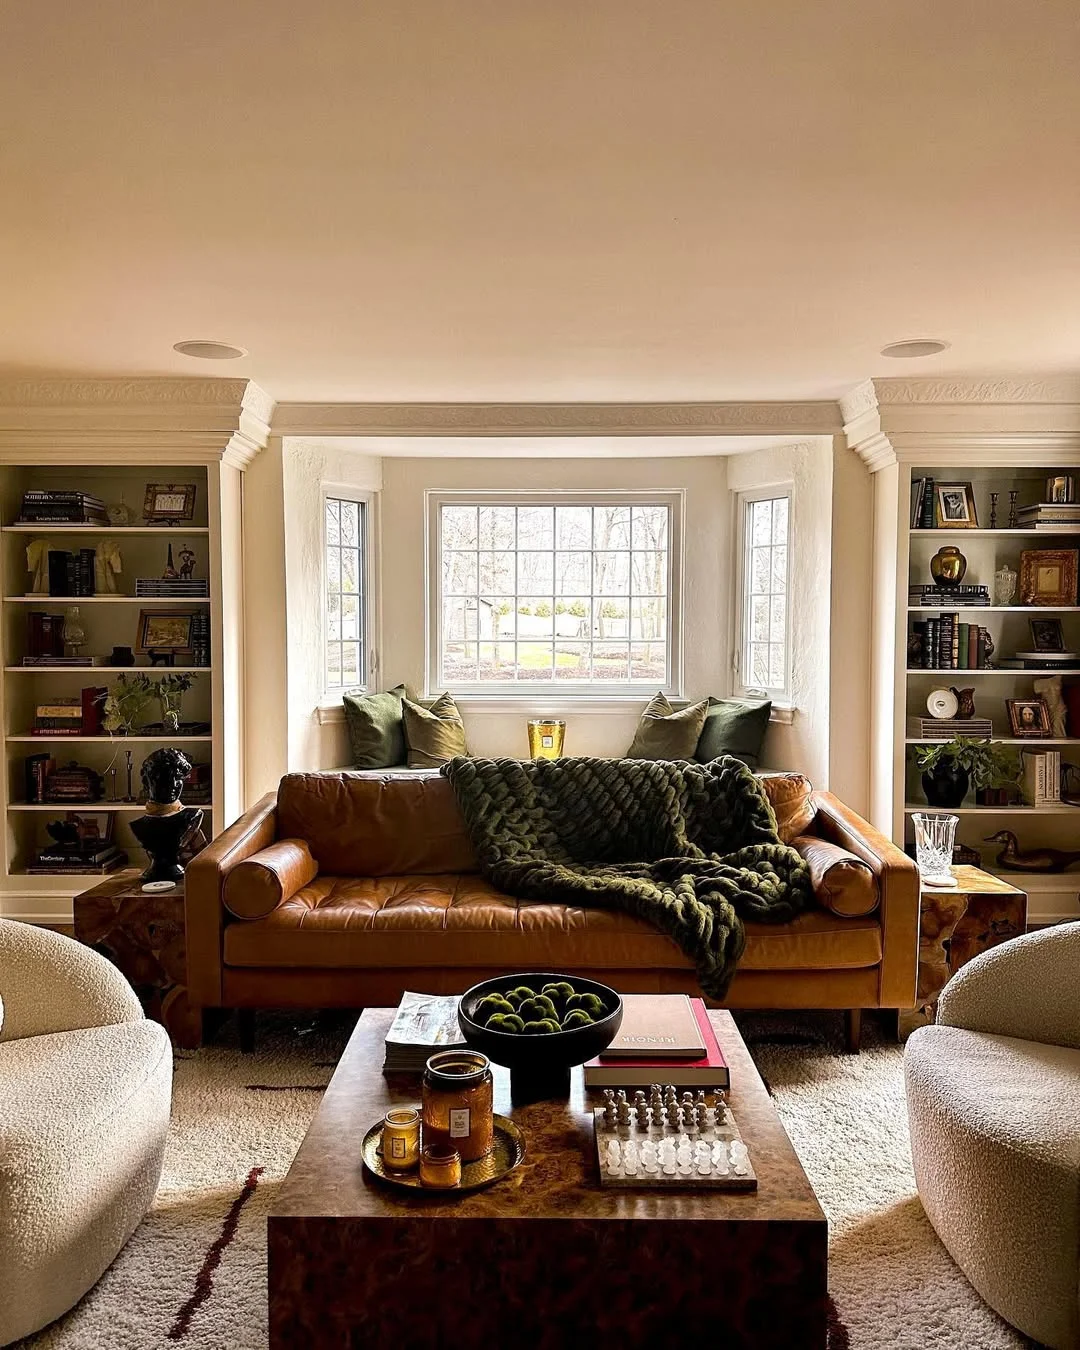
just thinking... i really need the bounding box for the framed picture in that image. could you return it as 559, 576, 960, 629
1029, 617, 1065, 652
1006, 698, 1051, 738
1019, 549, 1079, 606
136, 608, 197, 655
935, 482, 978, 528
67, 811, 115, 846
143, 483, 197, 525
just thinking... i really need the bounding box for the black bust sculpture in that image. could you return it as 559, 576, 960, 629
130, 748, 204, 887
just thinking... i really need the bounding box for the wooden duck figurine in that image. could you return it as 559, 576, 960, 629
984, 830, 1080, 873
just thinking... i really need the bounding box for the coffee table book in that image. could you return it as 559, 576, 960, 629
600, 993, 706, 1058
584, 998, 729, 1088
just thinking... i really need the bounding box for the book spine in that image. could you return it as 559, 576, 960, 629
911, 478, 925, 528
951, 614, 959, 669
967, 625, 977, 670
921, 477, 936, 528
957, 623, 969, 670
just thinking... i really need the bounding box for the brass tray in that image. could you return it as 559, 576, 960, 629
361, 1112, 526, 1194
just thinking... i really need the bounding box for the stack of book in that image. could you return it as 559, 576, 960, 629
31, 699, 83, 736
135, 578, 210, 598
908, 584, 990, 607
1016, 502, 1080, 530
914, 717, 993, 740
583, 995, 729, 1088
383, 992, 466, 1073
911, 477, 937, 528
18, 491, 108, 525
1022, 750, 1062, 805
21, 654, 96, 667
910, 614, 993, 669
28, 843, 127, 875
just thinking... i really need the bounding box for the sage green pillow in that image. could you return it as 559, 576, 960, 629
695, 697, 772, 769
343, 684, 407, 768
625, 692, 709, 760
402, 692, 468, 768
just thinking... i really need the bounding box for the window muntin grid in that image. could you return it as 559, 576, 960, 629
325, 495, 365, 690
739, 493, 790, 697
435, 499, 675, 690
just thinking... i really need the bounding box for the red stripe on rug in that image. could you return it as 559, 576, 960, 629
167, 1165, 264, 1342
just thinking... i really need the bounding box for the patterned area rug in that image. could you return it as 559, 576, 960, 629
19, 1011, 1031, 1349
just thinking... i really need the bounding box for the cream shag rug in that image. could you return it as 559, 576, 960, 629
18, 1011, 1032, 1349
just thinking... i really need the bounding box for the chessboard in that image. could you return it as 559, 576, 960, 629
594, 1085, 757, 1191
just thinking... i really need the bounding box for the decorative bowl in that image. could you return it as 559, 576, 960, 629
458, 972, 623, 1102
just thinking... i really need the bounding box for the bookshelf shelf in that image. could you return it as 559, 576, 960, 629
4, 595, 209, 605
905, 668, 1080, 676
907, 605, 1079, 613
8, 801, 213, 812
2, 525, 211, 536
909, 527, 1080, 537
4, 665, 212, 674
905, 737, 1080, 746
7, 734, 213, 743
904, 803, 1080, 815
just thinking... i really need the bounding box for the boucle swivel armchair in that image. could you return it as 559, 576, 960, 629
905, 923, 1080, 1350
0, 919, 172, 1346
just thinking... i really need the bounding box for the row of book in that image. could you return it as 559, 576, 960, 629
909, 584, 990, 607
31, 690, 106, 737
909, 616, 992, 670
18, 491, 109, 525
1022, 750, 1063, 805
911, 477, 937, 529
45, 548, 97, 597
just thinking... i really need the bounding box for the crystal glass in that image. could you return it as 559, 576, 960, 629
911, 812, 958, 885
993, 564, 1017, 607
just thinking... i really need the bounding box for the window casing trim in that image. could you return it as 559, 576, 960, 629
424, 488, 684, 699
322, 486, 379, 697
732, 484, 793, 703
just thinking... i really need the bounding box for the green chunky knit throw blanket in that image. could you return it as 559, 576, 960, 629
442, 755, 812, 1000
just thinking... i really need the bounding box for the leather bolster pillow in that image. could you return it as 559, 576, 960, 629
223, 839, 319, 920
791, 834, 879, 918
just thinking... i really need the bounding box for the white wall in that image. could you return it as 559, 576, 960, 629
242, 437, 288, 801
828, 435, 872, 813
726, 439, 835, 788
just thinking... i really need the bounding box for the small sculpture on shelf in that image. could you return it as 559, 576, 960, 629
94, 540, 123, 594
130, 748, 206, 889
26, 540, 49, 595
178, 544, 196, 580
949, 686, 976, 719
984, 830, 1080, 874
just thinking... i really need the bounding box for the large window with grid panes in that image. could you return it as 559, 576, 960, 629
427, 491, 683, 695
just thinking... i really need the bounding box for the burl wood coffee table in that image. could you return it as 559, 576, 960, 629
269, 1008, 827, 1349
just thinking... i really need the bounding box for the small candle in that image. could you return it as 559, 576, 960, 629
381, 1107, 421, 1171
419, 1143, 462, 1189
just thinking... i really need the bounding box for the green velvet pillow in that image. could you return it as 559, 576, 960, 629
625, 692, 709, 760
695, 697, 772, 768
402, 692, 468, 769
343, 684, 408, 768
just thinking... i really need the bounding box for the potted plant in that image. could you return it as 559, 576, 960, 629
98, 673, 155, 735
915, 738, 1020, 809
157, 673, 195, 733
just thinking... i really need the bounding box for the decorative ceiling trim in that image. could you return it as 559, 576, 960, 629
270, 400, 843, 438
872, 375, 1080, 405
0, 378, 273, 466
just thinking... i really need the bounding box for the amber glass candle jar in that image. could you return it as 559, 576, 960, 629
527, 718, 566, 759
419, 1143, 462, 1189
422, 1049, 493, 1162
381, 1107, 421, 1171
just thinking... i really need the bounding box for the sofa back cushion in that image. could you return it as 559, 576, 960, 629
277, 772, 478, 876
759, 772, 816, 842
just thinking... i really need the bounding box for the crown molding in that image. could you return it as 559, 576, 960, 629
270, 400, 843, 438
0, 377, 273, 468
871, 375, 1080, 405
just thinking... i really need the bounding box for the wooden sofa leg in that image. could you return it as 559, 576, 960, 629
238, 1009, 256, 1054
845, 1009, 862, 1054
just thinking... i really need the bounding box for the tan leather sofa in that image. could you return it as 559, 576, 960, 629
187, 770, 918, 1045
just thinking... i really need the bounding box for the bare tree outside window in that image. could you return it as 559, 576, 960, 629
738, 492, 790, 698
437, 498, 674, 688
325, 496, 366, 690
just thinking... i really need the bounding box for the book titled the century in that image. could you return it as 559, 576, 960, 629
584, 997, 729, 1088
600, 994, 706, 1059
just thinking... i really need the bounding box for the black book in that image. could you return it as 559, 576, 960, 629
921, 477, 936, 528
47, 550, 72, 597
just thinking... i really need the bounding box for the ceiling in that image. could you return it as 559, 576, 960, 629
2, 1, 1078, 404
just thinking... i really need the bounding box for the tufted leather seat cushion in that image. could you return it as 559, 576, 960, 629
222, 874, 882, 973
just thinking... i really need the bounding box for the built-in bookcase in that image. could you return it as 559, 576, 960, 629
899, 463, 1080, 916
0, 462, 227, 909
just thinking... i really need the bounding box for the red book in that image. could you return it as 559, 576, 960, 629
583, 998, 729, 1088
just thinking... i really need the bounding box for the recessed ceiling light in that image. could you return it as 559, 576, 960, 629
173, 339, 248, 360
880, 338, 950, 359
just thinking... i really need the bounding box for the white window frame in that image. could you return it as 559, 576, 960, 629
425, 489, 684, 699
322, 487, 378, 696
733, 484, 793, 704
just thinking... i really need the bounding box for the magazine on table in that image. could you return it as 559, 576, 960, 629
383, 991, 466, 1072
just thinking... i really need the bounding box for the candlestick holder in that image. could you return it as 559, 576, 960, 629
988, 492, 998, 530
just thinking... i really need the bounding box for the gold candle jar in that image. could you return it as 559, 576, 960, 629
381, 1107, 421, 1171
419, 1142, 462, 1189
527, 718, 566, 759
422, 1049, 493, 1162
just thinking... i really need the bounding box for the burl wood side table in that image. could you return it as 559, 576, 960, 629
899, 865, 1027, 1039
73, 867, 201, 1049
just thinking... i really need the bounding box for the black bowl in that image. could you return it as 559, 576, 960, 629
458, 972, 623, 1101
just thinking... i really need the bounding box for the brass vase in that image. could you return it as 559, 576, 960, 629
930, 546, 967, 590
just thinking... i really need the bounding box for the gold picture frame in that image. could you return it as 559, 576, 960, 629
135, 608, 197, 655
1006, 698, 1052, 738
143, 483, 197, 525
934, 482, 978, 528
1019, 549, 1079, 607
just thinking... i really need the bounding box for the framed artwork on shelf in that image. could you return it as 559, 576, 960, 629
1019, 549, 1078, 607
1006, 698, 1052, 738
66, 811, 116, 845
143, 483, 197, 525
1029, 618, 1065, 653
934, 482, 978, 528
135, 608, 198, 658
